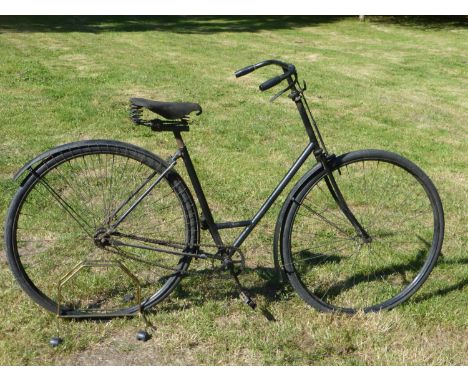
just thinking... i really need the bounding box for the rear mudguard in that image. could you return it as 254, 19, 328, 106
273, 159, 327, 281
13, 139, 169, 185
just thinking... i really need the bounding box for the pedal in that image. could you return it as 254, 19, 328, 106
239, 291, 256, 309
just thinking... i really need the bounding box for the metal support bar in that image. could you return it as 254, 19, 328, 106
56, 259, 142, 318
105, 169, 159, 224
321, 164, 372, 241
110, 159, 177, 230
232, 142, 316, 249
173, 131, 225, 248
110, 239, 209, 260
215, 220, 252, 230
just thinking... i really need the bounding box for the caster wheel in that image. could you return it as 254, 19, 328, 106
136, 330, 151, 342
49, 337, 63, 347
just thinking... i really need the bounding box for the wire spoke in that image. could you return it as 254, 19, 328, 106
287, 156, 436, 310
11, 147, 194, 315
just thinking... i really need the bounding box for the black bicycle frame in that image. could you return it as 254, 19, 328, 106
171, 81, 368, 252
175, 130, 317, 251
111, 72, 368, 258
169, 85, 324, 253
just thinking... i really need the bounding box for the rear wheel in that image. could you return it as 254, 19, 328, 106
281, 150, 444, 313
4, 141, 199, 317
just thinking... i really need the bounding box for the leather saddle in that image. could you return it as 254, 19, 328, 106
130, 98, 202, 120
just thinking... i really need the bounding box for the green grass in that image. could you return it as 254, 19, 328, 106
0, 16, 467, 365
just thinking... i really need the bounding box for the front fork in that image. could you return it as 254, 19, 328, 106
290, 82, 372, 243
318, 150, 372, 243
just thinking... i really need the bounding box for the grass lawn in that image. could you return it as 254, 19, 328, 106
0, 16, 466, 365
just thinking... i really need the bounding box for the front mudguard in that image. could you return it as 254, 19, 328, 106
272, 160, 326, 281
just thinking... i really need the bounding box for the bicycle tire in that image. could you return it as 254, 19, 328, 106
4, 140, 199, 317
281, 149, 444, 313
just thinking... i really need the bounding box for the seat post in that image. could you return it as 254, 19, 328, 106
173, 130, 186, 151
172, 131, 224, 248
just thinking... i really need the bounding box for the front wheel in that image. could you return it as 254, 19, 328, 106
281, 150, 444, 313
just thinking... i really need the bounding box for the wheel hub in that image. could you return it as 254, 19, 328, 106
93, 227, 111, 247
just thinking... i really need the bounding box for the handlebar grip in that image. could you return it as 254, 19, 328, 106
235, 65, 255, 78
259, 75, 284, 91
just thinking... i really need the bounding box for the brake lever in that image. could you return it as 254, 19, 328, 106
295, 80, 307, 94
269, 77, 304, 102
269, 82, 295, 102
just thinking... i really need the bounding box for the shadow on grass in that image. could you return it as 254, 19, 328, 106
159, 265, 286, 321
411, 255, 468, 304
412, 277, 468, 303
367, 16, 467, 30
408, 236, 468, 303
57, 237, 466, 322
166, 238, 466, 316
0, 16, 344, 34
173, 266, 286, 302
60, 254, 466, 324
0, 16, 465, 35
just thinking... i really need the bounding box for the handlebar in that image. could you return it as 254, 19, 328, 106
234, 59, 296, 92
259, 72, 290, 91
234, 65, 256, 78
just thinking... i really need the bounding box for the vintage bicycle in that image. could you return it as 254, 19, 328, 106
4, 60, 445, 320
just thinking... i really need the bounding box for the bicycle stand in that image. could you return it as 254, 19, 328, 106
49, 259, 154, 347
